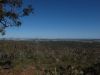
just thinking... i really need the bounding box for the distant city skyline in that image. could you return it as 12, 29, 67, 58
1, 0, 100, 39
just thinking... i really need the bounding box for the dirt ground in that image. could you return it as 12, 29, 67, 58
0, 65, 40, 75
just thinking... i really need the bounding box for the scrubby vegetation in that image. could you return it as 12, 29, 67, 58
0, 40, 100, 75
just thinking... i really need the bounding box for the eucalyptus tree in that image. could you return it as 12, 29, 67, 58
0, 0, 33, 35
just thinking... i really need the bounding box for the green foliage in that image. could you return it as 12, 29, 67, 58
0, 0, 33, 35
0, 40, 100, 75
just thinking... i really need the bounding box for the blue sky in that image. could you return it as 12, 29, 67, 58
3, 0, 100, 39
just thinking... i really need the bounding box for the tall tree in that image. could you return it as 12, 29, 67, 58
0, 0, 33, 35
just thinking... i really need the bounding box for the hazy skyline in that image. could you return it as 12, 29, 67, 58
2, 0, 100, 39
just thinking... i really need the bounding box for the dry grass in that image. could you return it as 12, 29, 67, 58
0, 40, 100, 75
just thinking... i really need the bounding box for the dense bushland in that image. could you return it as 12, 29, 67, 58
0, 40, 100, 75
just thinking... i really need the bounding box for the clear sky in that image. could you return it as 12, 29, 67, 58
3, 0, 100, 39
